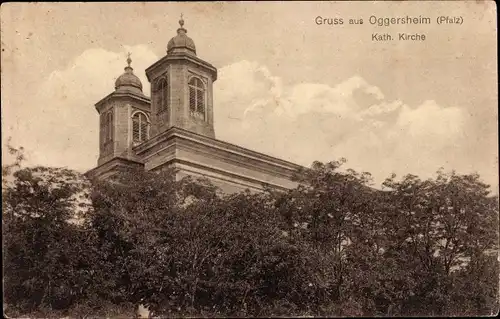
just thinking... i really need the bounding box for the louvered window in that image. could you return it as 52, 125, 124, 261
132, 112, 149, 145
101, 110, 113, 145
157, 77, 168, 114
188, 77, 205, 120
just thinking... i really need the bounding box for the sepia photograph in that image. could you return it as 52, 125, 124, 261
1, 1, 498, 317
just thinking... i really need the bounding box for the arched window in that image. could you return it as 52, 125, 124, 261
132, 112, 149, 145
188, 77, 205, 120
156, 77, 168, 114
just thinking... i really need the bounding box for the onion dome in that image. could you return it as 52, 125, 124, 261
115, 53, 143, 93
167, 14, 196, 55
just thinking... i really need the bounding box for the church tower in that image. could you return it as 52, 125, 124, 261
145, 16, 217, 138
87, 16, 301, 192
92, 55, 150, 176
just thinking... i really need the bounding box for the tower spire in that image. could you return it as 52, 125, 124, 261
125, 52, 133, 73
126, 52, 132, 67
177, 13, 187, 34
179, 13, 184, 27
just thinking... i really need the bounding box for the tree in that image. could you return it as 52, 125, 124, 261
3, 166, 95, 316
3, 155, 498, 317
381, 170, 499, 316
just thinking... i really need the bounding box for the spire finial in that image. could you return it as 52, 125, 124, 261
126, 52, 132, 67
179, 13, 184, 28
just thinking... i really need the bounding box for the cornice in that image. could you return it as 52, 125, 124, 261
176, 141, 297, 180
134, 127, 304, 173
145, 53, 217, 82
178, 166, 282, 192
153, 158, 292, 192
95, 91, 151, 112
85, 157, 144, 179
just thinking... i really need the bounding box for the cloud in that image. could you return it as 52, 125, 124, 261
3, 45, 158, 171
214, 61, 495, 189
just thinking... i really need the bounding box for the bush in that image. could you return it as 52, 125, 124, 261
3, 161, 498, 317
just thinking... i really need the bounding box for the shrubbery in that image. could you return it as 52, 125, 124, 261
3, 155, 499, 317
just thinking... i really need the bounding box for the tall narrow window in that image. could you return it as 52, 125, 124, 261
157, 77, 168, 114
132, 112, 149, 145
106, 111, 113, 142
188, 77, 205, 120
100, 113, 105, 149
101, 110, 113, 144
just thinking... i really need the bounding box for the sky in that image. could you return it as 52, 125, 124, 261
1, 2, 498, 191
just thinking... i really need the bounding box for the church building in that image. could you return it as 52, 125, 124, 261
86, 18, 302, 193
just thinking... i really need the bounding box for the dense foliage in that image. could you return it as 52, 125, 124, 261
3, 151, 499, 317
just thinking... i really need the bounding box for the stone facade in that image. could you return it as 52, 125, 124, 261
86, 19, 302, 193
